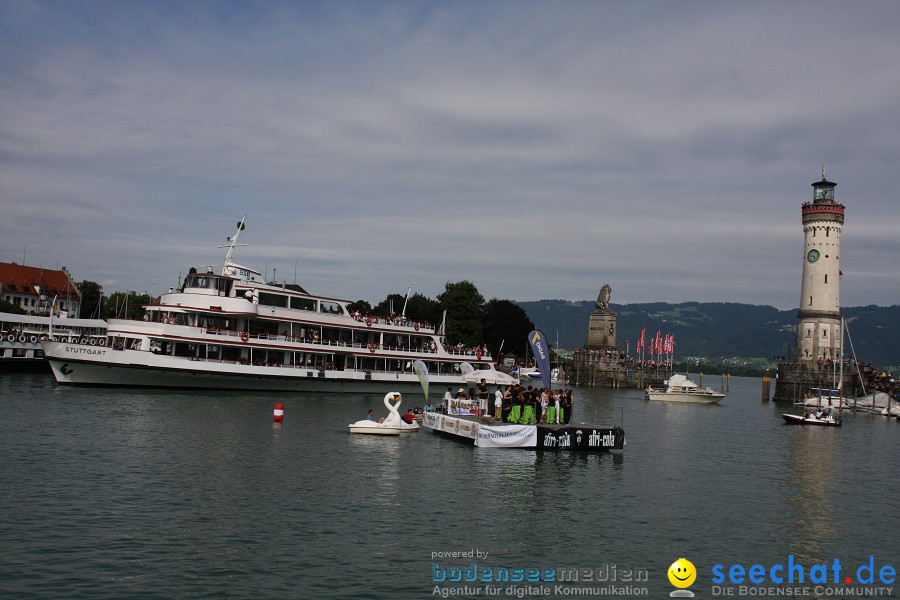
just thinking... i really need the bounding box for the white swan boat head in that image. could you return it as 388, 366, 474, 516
348, 392, 420, 435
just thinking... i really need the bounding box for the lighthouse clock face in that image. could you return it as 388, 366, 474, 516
807, 249, 820, 263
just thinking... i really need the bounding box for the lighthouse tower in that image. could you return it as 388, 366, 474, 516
794, 168, 844, 362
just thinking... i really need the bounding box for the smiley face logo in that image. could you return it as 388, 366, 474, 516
668, 558, 696, 588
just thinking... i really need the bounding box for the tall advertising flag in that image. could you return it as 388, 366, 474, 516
413, 359, 429, 402
528, 330, 552, 391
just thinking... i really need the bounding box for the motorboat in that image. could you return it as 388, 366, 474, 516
40, 217, 506, 392
644, 373, 726, 404
782, 410, 843, 427
348, 392, 420, 435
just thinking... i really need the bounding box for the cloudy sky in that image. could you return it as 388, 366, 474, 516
2, 1, 898, 309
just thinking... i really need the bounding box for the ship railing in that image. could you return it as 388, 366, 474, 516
347, 313, 436, 332
443, 346, 492, 359
200, 327, 441, 353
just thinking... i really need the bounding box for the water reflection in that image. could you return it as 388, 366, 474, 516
783, 427, 839, 563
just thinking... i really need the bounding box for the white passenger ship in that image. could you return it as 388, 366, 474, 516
1, 312, 107, 371
41, 219, 503, 392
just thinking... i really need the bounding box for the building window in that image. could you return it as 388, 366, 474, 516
824, 274, 828, 284
823, 329, 828, 338
809, 296, 813, 306
826, 227, 830, 237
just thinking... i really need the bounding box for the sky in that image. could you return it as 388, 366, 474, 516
2, 1, 899, 310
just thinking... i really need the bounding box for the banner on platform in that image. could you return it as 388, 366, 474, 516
536, 426, 625, 450
527, 330, 552, 391
475, 424, 537, 448
440, 415, 479, 439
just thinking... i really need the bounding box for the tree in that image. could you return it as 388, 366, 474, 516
103, 291, 153, 320
0, 298, 24, 314
482, 298, 535, 358
347, 300, 372, 315
372, 293, 406, 317
437, 281, 484, 347
404, 293, 441, 326
77, 280, 103, 319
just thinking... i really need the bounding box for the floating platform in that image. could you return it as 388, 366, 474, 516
421, 412, 625, 451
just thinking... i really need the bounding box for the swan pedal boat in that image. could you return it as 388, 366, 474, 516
348, 392, 420, 435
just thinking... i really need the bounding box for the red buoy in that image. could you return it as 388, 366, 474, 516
273, 403, 284, 422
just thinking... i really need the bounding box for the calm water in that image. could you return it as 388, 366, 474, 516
1, 372, 898, 599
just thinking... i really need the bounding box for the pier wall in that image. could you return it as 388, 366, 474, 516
571, 350, 670, 389
774, 360, 873, 402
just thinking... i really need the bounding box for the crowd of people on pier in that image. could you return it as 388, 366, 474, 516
440, 381, 574, 425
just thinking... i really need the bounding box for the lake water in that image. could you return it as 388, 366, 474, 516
1, 372, 897, 599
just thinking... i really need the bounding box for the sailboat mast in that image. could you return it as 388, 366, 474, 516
838, 317, 844, 397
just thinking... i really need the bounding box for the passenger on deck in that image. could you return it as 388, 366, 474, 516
456, 388, 467, 414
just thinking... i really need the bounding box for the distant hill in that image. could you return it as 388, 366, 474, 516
516, 300, 900, 370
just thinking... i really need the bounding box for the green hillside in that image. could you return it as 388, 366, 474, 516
517, 300, 900, 371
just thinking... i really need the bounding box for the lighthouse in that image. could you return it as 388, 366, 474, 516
794, 169, 844, 362
773, 169, 849, 402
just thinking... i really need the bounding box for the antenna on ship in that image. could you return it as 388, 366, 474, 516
218, 215, 248, 272
401, 284, 413, 319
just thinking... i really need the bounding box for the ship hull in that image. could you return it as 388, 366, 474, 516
44, 341, 472, 394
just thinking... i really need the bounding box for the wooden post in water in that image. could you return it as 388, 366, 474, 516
761, 376, 771, 401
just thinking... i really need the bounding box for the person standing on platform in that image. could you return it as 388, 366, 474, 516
521, 385, 537, 424
443, 387, 453, 414
509, 384, 522, 423
564, 389, 573, 423
546, 390, 558, 424
502, 386, 513, 422
477, 378, 489, 414
540, 389, 549, 423
494, 387, 503, 419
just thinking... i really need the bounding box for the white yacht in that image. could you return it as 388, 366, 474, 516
645, 373, 726, 404
1, 312, 107, 370
41, 219, 503, 392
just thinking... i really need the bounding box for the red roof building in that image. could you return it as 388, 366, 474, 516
0, 262, 81, 317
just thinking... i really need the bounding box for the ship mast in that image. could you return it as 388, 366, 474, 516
220, 215, 248, 273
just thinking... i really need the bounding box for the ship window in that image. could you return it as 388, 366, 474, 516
319, 301, 343, 314
258, 292, 287, 307
290, 297, 315, 311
